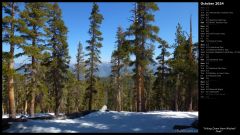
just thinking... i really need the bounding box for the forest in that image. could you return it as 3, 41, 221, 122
2, 2, 198, 119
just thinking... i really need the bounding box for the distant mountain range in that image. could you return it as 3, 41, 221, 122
69, 62, 158, 77
14, 62, 157, 77
68, 62, 113, 77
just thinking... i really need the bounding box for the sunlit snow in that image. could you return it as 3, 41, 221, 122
3, 111, 198, 133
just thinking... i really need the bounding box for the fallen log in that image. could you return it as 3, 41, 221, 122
28, 116, 55, 120
2, 118, 28, 122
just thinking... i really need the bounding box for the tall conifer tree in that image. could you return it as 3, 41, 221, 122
46, 3, 70, 116
85, 3, 103, 110
111, 26, 129, 111
153, 38, 170, 110
20, 3, 49, 117
75, 42, 85, 81
127, 2, 159, 112
2, 2, 24, 119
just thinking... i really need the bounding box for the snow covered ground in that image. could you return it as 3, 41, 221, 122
3, 111, 198, 133
2, 113, 64, 119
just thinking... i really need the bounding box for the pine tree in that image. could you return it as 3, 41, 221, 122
2, 2, 25, 118
174, 23, 187, 111
169, 23, 190, 111
46, 3, 70, 116
64, 70, 78, 114
127, 2, 159, 112
144, 68, 155, 111
75, 42, 85, 81
186, 16, 198, 111
19, 3, 49, 117
85, 2, 104, 111
111, 26, 129, 111
73, 41, 85, 111
167, 20, 198, 111
152, 38, 170, 110
2, 52, 9, 115
13, 72, 27, 114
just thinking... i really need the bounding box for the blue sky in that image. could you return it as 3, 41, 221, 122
3, 2, 198, 64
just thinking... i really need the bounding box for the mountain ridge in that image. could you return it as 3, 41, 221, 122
14, 62, 157, 77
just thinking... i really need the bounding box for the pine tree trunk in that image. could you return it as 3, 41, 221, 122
116, 76, 121, 111
24, 100, 28, 115
55, 86, 62, 116
117, 84, 121, 111
175, 74, 180, 111
30, 25, 37, 117
136, 62, 141, 112
188, 84, 193, 111
188, 95, 193, 111
2, 105, 5, 115
175, 94, 178, 111
88, 89, 92, 111
136, 64, 145, 112
30, 56, 36, 117
8, 3, 16, 119
55, 94, 59, 116
77, 67, 80, 81
140, 11, 146, 112
162, 51, 165, 109
88, 41, 94, 111
67, 88, 70, 114
30, 89, 35, 117
104, 88, 108, 106
188, 16, 193, 112
135, 57, 145, 112
8, 58, 16, 119
130, 80, 134, 112
140, 67, 145, 112
117, 57, 122, 111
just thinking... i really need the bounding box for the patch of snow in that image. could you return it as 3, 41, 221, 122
80, 122, 94, 128
2, 114, 26, 119
2, 113, 65, 119
2, 114, 9, 118
112, 115, 121, 119
4, 111, 198, 133
132, 128, 142, 131
30, 113, 53, 118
